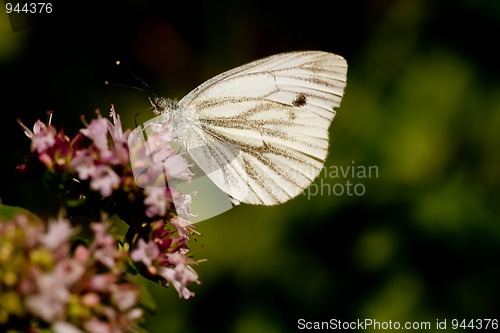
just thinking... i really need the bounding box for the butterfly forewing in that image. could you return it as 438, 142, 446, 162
176, 51, 347, 205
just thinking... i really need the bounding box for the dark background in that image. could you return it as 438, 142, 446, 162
1, 1, 500, 332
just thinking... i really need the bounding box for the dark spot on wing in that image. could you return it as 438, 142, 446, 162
292, 93, 307, 107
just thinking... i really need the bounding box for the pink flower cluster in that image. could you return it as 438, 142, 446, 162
16, 107, 202, 301
0, 212, 142, 333
18, 108, 131, 197
131, 218, 200, 299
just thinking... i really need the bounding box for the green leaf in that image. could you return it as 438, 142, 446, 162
0, 204, 41, 223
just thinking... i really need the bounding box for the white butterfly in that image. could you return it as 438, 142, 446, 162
137, 50, 347, 207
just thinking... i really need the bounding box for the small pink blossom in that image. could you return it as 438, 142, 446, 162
158, 252, 200, 299
71, 151, 97, 180
89, 165, 120, 197
127, 308, 144, 321
39, 152, 54, 169
25, 293, 66, 323
110, 284, 140, 311
32, 127, 56, 154
80, 117, 109, 152
74, 245, 90, 263
53, 321, 83, 333
82, 292, 101, 307
25, 271, 71, 322
107, 105, 129, 144
144, 188, 169, 217
131, 238, 160, 267
90, 222, 116, 247
33, 119, 48, 135
159, 263, 199, 299
105, 144, 130, 165
151, 121, 175, 142
88, 273, 118, 291
89, 223, 120, 268
41, 218, 74, 250
171, 188, 196, 219
94, 247, 118, 268
170, 216, 195, 240
146, 131, 175, 161
18, 119, 47, 139
55, 259, 86, 285
164, 154, 193, 181
83, 318, 113, 333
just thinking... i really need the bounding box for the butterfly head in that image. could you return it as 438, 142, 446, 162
149, 96, 178, 115
149, 96, 167, 114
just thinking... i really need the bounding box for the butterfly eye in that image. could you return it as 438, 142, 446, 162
152, 97, 167, 110
151, 96, 178, 114
148, 96, 168, 114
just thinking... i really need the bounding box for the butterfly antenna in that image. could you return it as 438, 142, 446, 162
105, 60, 160, 127
104, 80, 147, 92
113, 60, 161, 98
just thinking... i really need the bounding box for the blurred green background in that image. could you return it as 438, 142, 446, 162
1, 0, 500, 332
